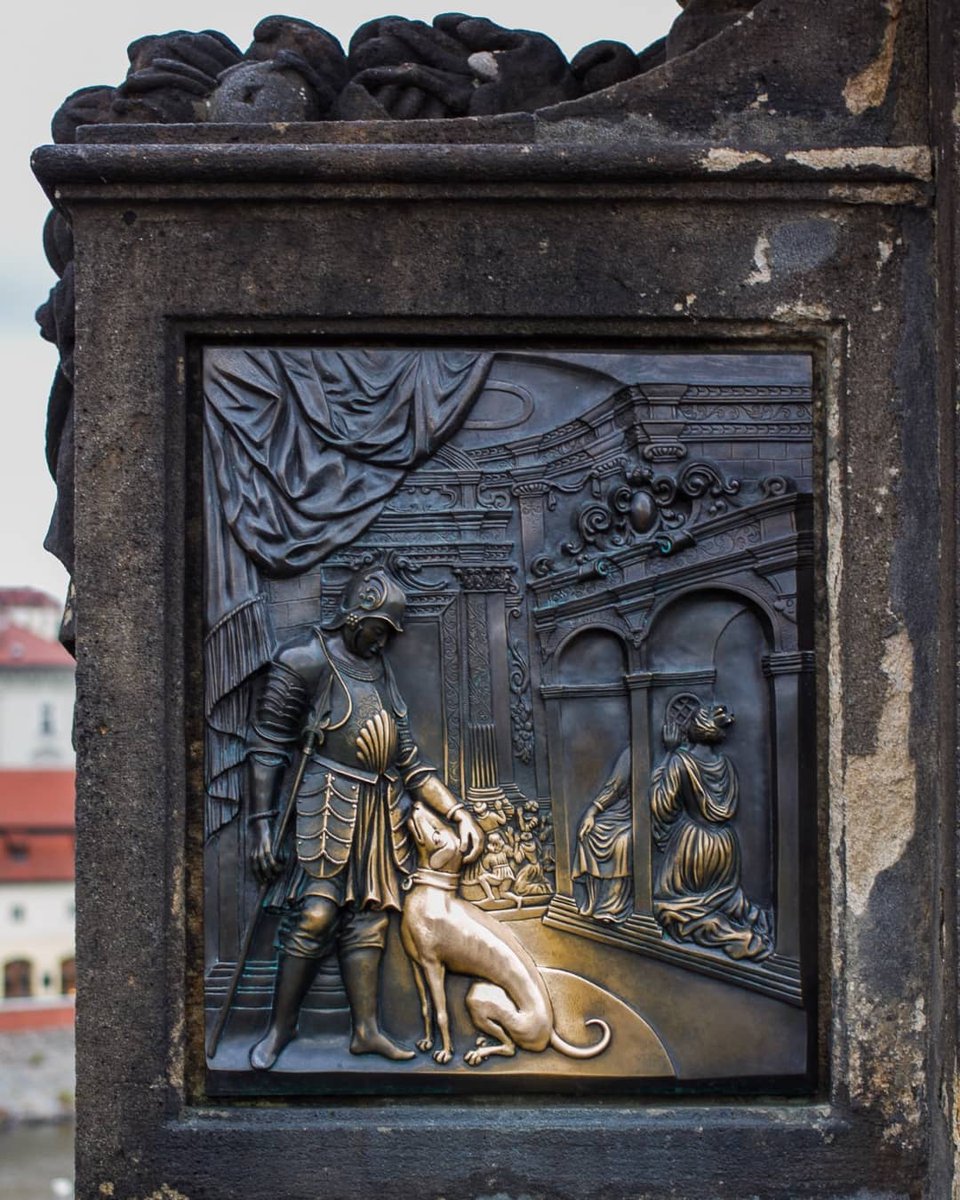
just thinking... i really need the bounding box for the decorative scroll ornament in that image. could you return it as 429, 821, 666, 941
385, 483, 458, 511
538, 459, 744, 576
759, 474, 797, 498
507, 640, 535, 765
476, 480, 514, 510
344, 548, 448, 593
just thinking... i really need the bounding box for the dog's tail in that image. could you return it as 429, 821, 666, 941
550, 1018, 611, 1059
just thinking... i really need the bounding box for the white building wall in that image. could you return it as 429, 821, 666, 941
0, 669, 75, 767
0, 881, 75, 998
1, 604, 62, 643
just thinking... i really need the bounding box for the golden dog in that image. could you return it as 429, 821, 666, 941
401, 802, 611, 1066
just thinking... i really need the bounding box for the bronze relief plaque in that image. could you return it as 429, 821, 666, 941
201, 345, 816, 1095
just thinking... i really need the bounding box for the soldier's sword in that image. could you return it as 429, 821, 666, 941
206, 675, 334, 1060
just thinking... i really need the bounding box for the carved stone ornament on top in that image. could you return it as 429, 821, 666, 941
47, 5, 764, 133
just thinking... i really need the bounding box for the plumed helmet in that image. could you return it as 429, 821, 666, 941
326, 566, 407, 633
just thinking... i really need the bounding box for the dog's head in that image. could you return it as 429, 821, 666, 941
408, 802, 464, 873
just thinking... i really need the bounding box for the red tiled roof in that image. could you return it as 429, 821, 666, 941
0, 831, 74, 882
0, 771, 75, 827
0, 623, 73, 668
0, 588, 61, 609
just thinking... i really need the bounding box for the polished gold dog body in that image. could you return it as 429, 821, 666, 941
402, 802, 612, 1066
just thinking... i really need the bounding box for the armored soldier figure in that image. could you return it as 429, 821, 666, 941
246, 565, 482, 1069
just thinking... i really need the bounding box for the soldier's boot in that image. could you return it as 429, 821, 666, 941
341, 947, 415, 1060
249, 952, 320, 1070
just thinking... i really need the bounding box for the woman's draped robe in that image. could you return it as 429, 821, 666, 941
572, 747, 634, 924
650, 746, 772, 961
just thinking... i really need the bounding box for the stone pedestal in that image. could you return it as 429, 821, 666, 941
31, 0, 960, 1194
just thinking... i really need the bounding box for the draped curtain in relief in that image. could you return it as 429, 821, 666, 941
203, 347, 494, 835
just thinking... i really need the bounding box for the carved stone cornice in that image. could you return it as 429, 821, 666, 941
642, 668, 718, 687
540, 682, 628, 700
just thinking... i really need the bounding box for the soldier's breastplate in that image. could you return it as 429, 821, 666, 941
321, 675, 397, 774
295, 672, 404, 878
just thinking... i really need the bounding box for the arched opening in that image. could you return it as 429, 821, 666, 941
555, 628, 629, 804
4, 958, 33, 999
547, 627, 630, 900
557, 625, 628, 685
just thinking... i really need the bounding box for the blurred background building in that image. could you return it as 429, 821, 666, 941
0, 588, 75, 1032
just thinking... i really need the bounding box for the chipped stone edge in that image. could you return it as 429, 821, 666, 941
825, 329, 847, 1101
699, 147, 773, 172
842, 0, 903, 116
785, 145, 932, 179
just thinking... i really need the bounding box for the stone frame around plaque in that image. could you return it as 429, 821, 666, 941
37, 1, 956, 1173
195, 334, 820, 1098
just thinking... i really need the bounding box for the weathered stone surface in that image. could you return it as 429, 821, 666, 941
244, 14, 348, 85
113, 29, 242, 123
49, 85, 116, 145
570, 41, 646, 94
665, 0, 761, 60
206, 60, 323, 122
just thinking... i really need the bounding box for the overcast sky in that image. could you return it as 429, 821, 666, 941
3, 0, 678, 603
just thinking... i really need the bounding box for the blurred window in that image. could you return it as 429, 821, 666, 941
3, 958, 33, 998
60, 957, 76, 996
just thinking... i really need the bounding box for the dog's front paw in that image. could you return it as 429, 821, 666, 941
432, 1047, 453, 1065
416, 1036, 433, 1052
464, 1049, 486, 1067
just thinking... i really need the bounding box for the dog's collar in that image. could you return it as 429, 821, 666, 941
406, 868, 460, 892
